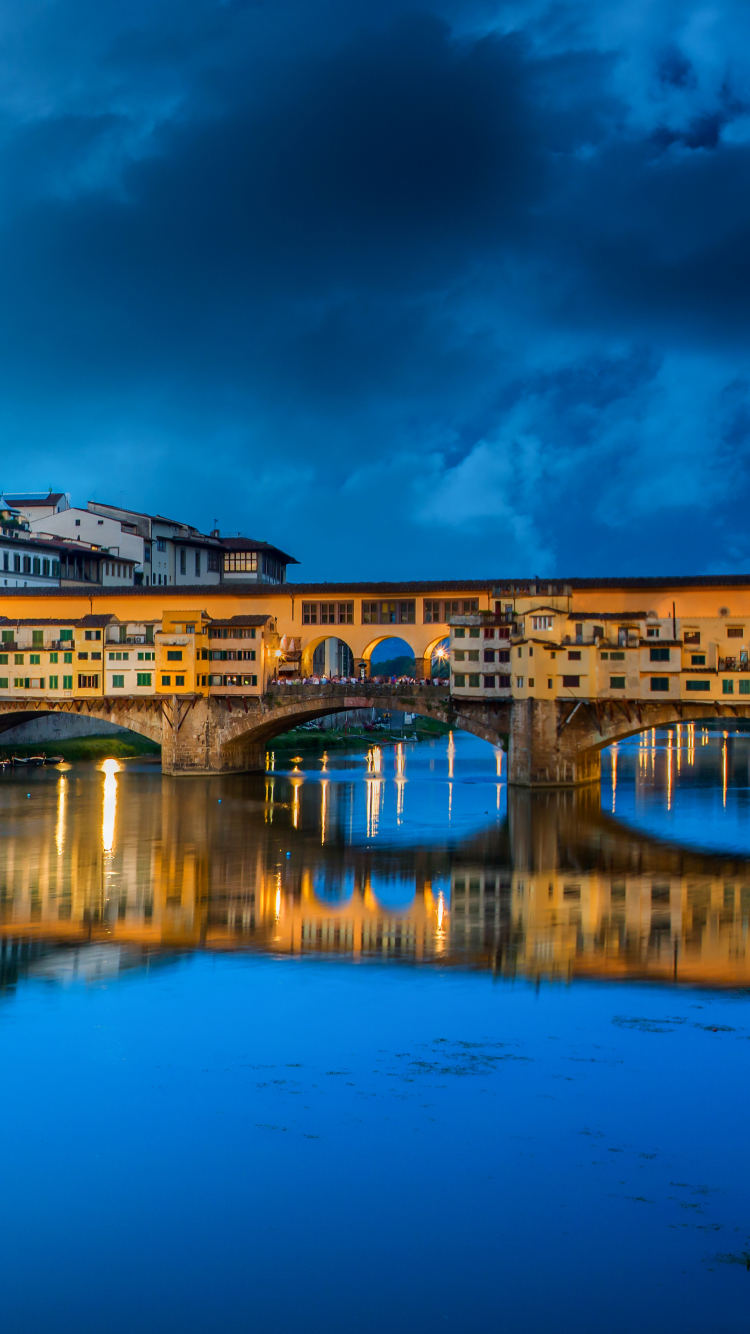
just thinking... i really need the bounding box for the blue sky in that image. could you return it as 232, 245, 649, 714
1, 0, 748, 581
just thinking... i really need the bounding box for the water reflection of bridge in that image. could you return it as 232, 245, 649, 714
0, 770, 749, 988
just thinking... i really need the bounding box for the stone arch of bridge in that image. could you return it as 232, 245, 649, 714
0, 701, 164, 748
215, 689, 509, 769
508, 697, 750, 788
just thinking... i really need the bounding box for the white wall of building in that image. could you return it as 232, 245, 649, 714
29, 509, 144, 576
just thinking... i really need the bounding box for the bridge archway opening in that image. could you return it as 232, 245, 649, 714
364, 636, 416, 680
299, 635, 355, 679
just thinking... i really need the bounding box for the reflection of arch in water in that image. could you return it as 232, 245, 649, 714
311, 867, 355, 905
0, 704, 162, 750
368, 871, 416, 909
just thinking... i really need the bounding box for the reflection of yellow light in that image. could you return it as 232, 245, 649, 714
495, 749, 503, 777
101, 760, 119, 853
275, 882, 281, 919
321, 751, 328, 773
290, 775, 303, 828
611, 744, 617, 813
676, 723, 682, 774
723, 739, 728, 808
437, 891, 444, 930
55, 775, 66, 856
666, 731, 672, 812
320, 780, 328, 844
396, 777, 405, 822
367, 746, 382, 774
447, 781, 453, 821
447, 730, 455, 779
366, 777, 381, 838
396, 743, 404, 775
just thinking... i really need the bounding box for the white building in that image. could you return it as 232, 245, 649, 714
28, 507, 145, 584
5, 491, 70, 523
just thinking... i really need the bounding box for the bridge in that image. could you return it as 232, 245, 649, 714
0, 573, 750, 781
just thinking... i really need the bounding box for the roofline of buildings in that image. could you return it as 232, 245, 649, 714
2, 573, 750, 598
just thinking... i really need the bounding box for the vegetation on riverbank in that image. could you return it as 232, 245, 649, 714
0, 735, 160, 762
272, 715, 450, 752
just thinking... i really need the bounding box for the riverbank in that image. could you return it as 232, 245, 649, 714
0, 735, 161, 762
271, 716, 450, 753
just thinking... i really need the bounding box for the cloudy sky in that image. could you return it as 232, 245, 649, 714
0, 0, 747, 580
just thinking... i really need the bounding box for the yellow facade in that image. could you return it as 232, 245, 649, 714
1, 577, 750, 703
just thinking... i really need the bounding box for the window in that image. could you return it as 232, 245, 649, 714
469, 628, 481, 638
568, 650, 581, 661
728, 627, 744, 638
195, 552, 201, 577
532, 616, 553, 630
156, 538, 167, 551
175, 675, 185, 686
600, 651, 609, 659
91, 652, 101, 661
467, 650, 479, 662
223, 550, 257, 573
516, 676, 524, 688
49, 676, 58, 689
180, 549, 186, 574
338, 602, 354, 624
723, 680, 734, 694
0, 655, 6, 664
691, 654, 706, 665
454, 628, 465, 639
610, 676, 626, 689
320, 603, 336, 624
137, 652, 155, 661
483, 675, 495, 688
547, 678, 552, 689
484, 650, 495, 662
1, 630, 13, 643
63, 652, 72, 663
593, 626, 604, 639
29, 654, 40, 665
60, 629, 73, 641
453, 673, 466, 687
497, 650, 510, 663
424, 601, 444, 624
50, 652, 58, 663
84, 630, 101, 641
78, 674, 99, 688
740, 680, 750, 695
186, 624, 195, 633
302, 602, 317, 625
13, 677, 23, 688
686, 680, 710, 691
14, 654, 22, 665
137, 673, 152, 687
468, 674, 480, 687
646, 626, 660, 637
650, 647, 670, 661
453, 650, 465, 662
529, 677, 535, 687
78, 652, 88, 660
361, 600, 415, 625
112, 674, 125, 688
63, 675, 72, 689
167, 650, 183, 661
207, 552, 220, 572
32, 630, 43, 646
650, 677, 669, 691
684, 631, 700, 645
498, 675, 511, 688
22, 556, 30, 573
562, 675, 580, 688
0, 678, 7, 689
161, 675, 171, 686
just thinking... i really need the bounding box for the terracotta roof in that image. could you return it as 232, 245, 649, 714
210, 614, 273, 626
221, 537, 298, 563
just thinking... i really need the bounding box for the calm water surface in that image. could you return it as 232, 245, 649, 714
1, 728, 749, 1333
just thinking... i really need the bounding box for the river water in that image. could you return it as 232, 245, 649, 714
0, 727, 749, 1333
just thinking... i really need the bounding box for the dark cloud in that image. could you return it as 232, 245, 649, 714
0, 0, 748, 577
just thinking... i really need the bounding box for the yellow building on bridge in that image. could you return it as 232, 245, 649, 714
1, 574, 750, 707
